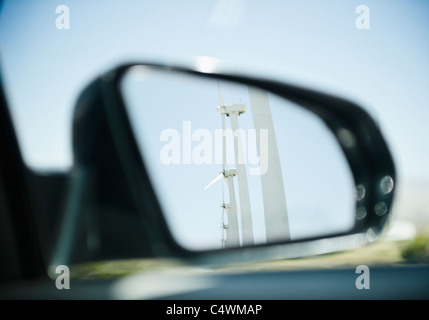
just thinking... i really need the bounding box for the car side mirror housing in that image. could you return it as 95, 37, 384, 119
51, 61, 396, 268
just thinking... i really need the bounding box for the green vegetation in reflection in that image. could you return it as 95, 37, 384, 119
70, 259, 185, 280
400, 235, 429, 262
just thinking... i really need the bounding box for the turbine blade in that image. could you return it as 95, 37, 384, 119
204, 172, 224, 190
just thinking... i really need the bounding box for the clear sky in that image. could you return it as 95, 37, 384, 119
0, 0, 428, 247
121, 68, 354, 249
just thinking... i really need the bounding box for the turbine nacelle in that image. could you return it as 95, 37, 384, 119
203, 168, 237, 190
217, 103, 246, 116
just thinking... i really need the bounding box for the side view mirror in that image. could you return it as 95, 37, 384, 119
51, 62, 395, 268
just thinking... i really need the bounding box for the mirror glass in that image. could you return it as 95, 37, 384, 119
120, 66, 356, 251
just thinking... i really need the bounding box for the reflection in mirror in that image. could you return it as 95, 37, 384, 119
120, 66, 355, 250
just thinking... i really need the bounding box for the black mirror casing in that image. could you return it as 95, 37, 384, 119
53, 62, 396, 267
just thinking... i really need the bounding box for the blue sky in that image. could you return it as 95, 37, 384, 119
0, 0, 428, 247
121, 69, 355, 248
